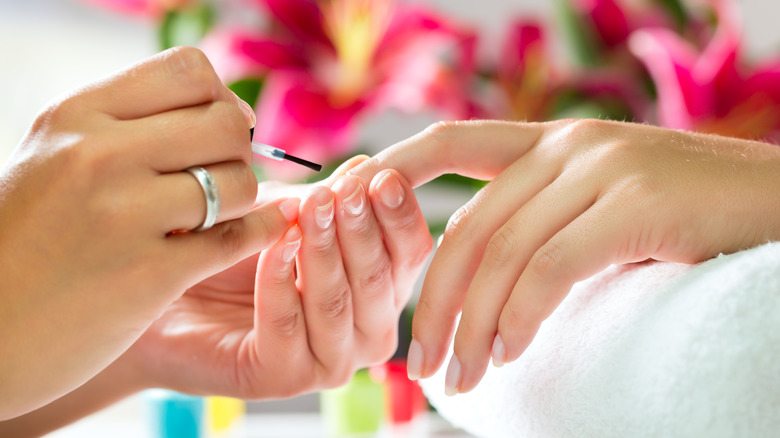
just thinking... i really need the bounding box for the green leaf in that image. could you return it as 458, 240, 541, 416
553, 0, 602, 67
158, 4, 215, 50
228, 78, 264, 109
652, 0, 688, 30
428, 173, 487, 191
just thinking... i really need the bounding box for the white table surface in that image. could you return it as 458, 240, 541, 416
44, 393, 475, 438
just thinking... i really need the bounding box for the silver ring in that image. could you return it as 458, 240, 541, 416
185, 166, 220, 232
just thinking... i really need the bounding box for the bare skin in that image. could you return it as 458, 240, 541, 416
350, 118, 780, 395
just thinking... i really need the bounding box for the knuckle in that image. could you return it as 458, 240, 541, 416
216, 220, 247, 264
319, 284, 351, 320
169, 46, 212, 73
169, 47, 218, 99
528, 242, 564, 278
309, 230, 339, 256
357, 256, 392, 296
500, 301, 539, 338
268, 310, 300, 337
346, 213, 375, 240
443, 204, 476, 243
484, 226, 520, 268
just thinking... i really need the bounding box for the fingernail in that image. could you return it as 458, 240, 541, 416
444, 355, 462, 396
239, 99, 256, 128
491, 334, 506, 368
282, 238, 301, 263
407, 338, 424, 380
376, 171, 404, 209
343, 184, 365, 216
314, 198, 334, 230
278, 199, 299, 222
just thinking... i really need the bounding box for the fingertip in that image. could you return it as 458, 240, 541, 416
326, 155, 371, 183
371, 169, 405, 209
281, 225, 302, 264
277, 198, 300, 223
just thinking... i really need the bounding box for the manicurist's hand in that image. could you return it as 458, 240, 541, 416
349, 119, 780, 395
0, 47, 295, 419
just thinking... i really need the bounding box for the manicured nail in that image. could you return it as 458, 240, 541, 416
444, 355, 462, 396
491, 334, 506, 368
343, 184, 365, 216
407, 338, 424, 380
282, 238, 301, 263
278, 199, 299, 222
314, 198, 334, 229
239, 99, 256, 128
376, 171, 404, 209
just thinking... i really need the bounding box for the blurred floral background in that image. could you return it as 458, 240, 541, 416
81, 0, 780, 169
68, 0, 780, 236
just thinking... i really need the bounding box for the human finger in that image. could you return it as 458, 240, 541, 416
349, 120, 551, 188
445, 168, 597, 395
330, 175, 396, 362
296, 185, 356, 385
164, 199, 299, 288
496, 194, 636, 366
367, 169, 432, 308
82, 47, 245, 120
123, 99, 253, 172
253, 155, 371, 206
253, 225, 315, 397
406, 146, 560, 381
156, 161, 258, 233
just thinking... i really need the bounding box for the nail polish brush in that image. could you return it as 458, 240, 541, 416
250, 128, 322, 172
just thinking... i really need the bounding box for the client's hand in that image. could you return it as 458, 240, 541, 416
128, 166, 432, 399
350, 119, 780, 395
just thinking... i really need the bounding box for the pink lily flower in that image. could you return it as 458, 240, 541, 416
567, 0, 672, 52
484, 21, 555, 121
201, 0, 475, 178
629, 0, 780, 141
486, 19, 648, 122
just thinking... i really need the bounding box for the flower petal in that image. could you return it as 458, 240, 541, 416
254, 0, 331, 47
629, 28, 709, 130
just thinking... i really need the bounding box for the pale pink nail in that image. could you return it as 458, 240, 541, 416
314, 198, 334, 229
444, 355, 462, 396
239, 99, 256, 128
407, 338, 424, 380
376, 172, 404, 209
282, 239, 301, 263
278, 199, 299, 222
491, 334, 506, 368
343, 184, 365, 216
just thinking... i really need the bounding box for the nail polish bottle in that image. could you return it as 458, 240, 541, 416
320, 369, 386, 436
382, 307, 427, 426
144, 389, 204, 438
207, 396, 246, 437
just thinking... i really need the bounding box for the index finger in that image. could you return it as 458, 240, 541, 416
80, 46, 239, 120
348, 120, 549, 188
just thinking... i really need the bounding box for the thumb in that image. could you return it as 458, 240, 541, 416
167, 198, 300, 281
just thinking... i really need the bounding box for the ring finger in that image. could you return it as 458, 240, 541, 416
155, 161, 258, 233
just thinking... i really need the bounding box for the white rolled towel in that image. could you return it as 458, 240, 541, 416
422, 242, 780, 437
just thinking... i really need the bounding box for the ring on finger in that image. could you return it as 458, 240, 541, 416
185, 166, 220, 231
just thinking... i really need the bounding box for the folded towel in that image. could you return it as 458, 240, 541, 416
422, 242, 780, 437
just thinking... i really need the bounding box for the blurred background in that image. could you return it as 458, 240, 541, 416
2, 0, 780, 436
